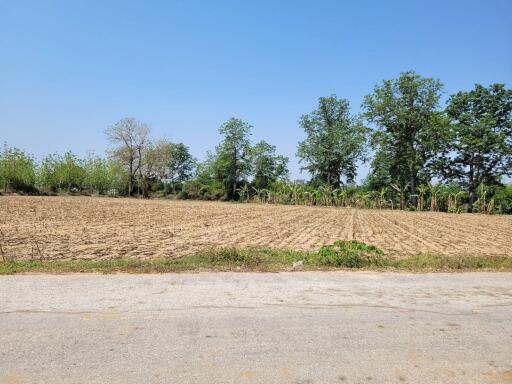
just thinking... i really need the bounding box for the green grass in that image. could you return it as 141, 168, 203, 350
311, 240, 386, 268
1, 241, 511, 275
390, 253, 512, 270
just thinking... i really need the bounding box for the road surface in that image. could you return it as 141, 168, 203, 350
1, 272, 511, 384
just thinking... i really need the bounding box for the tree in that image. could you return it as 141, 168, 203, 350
187, 151, 226, 199
84, 156, 128, 195
215, 118, 253, 199
251, 140, 288, 189
58, 152, 86, 191
441, 84, 512, 205
162, 142, 196, 193
38, 152, 86, 192
0, 144, 36, 192
362, 143, 393, 191
84, 156, 112, 194
135, 140, 167, 198
297, 95, 368, 187
131, 140, 196, 197
105, 118, 150, 196
362, 71, 447, 200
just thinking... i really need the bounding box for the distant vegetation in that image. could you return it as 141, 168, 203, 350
1, 72, 511, 213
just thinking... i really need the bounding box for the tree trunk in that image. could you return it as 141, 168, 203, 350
128, 160, 133, 196
409, 175, 416, 208
468, 188, 476, 206
142, 177, 150, 199
137, 147, 143, 197
468, 163, 476, 206
232, 148, 237, 200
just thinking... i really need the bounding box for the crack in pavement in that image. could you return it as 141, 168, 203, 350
0, 302, 487, 317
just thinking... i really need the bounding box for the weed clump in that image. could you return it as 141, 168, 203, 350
310, 240, 385, 268
202, 248, 264, 267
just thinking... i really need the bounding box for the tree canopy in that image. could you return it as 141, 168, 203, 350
297, 95, 368, 187
251, 140, 289, 189
213, 118, 253, 199
440, 83, 512, 203
363, 71, 447, 196
2, 72, 511, 214
105, 118, 150, 196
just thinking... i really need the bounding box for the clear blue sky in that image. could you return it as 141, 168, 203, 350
1, 0, 511, 181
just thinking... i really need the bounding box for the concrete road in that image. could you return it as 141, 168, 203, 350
1, 272, 511, 384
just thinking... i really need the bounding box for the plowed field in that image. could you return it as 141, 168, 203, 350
1, 196, 511, 260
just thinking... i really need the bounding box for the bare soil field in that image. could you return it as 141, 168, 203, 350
0, 196, 511, 261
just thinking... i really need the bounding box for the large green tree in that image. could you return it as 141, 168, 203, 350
251, 140, 289, 189
441, 84, 512, 205
214, 118, 253, 199
164, 142, 196, 193
297, 96, 368, 187
363, 71, 447, 198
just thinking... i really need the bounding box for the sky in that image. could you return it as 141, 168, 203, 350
1, 0, 511, 182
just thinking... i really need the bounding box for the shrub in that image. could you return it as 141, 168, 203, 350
494, 185, 512, 214
38, 152, 86, 192
0, 145, 37, 192
311, 240, 385, 268
202, 248, 263, 267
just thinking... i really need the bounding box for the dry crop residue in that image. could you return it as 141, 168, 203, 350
1, 196, 511, 261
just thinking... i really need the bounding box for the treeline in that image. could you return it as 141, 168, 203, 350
1, 71, 511, 213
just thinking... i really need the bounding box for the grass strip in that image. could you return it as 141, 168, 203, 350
1, 245, 511, 275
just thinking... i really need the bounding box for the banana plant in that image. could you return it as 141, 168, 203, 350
391, 183, 409, 210
474, 183, 490, 214
416, 185, 429, 211
237, 185, 250, 203
428, 183, 441, 212
378, 187, 388, 209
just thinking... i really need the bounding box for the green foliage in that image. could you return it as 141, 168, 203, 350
195, 119, 289, 200
84, 156, 128, 195
202, 248, 264, 267
1, 75, 510, 216
36, 152, 127, 195
310, 240, 385, 268
0, 145, 36, 192
297, 95, 368, 187
363, 71, 447, 197
236, 179, 512, 215
2, 245, 511, 274
363, 148, 393, 191
162, 142, 196, 193
214, 118, 253, 199
393, 254, 512, 271
493, 185, 512, 214
182, 179, 226, 200
84, 156, 112, 194
440, 84, 512, 204
38, 152, 86, 192
251, 140, 289, 189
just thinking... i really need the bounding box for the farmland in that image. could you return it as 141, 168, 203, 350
1, 196, 511, 261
